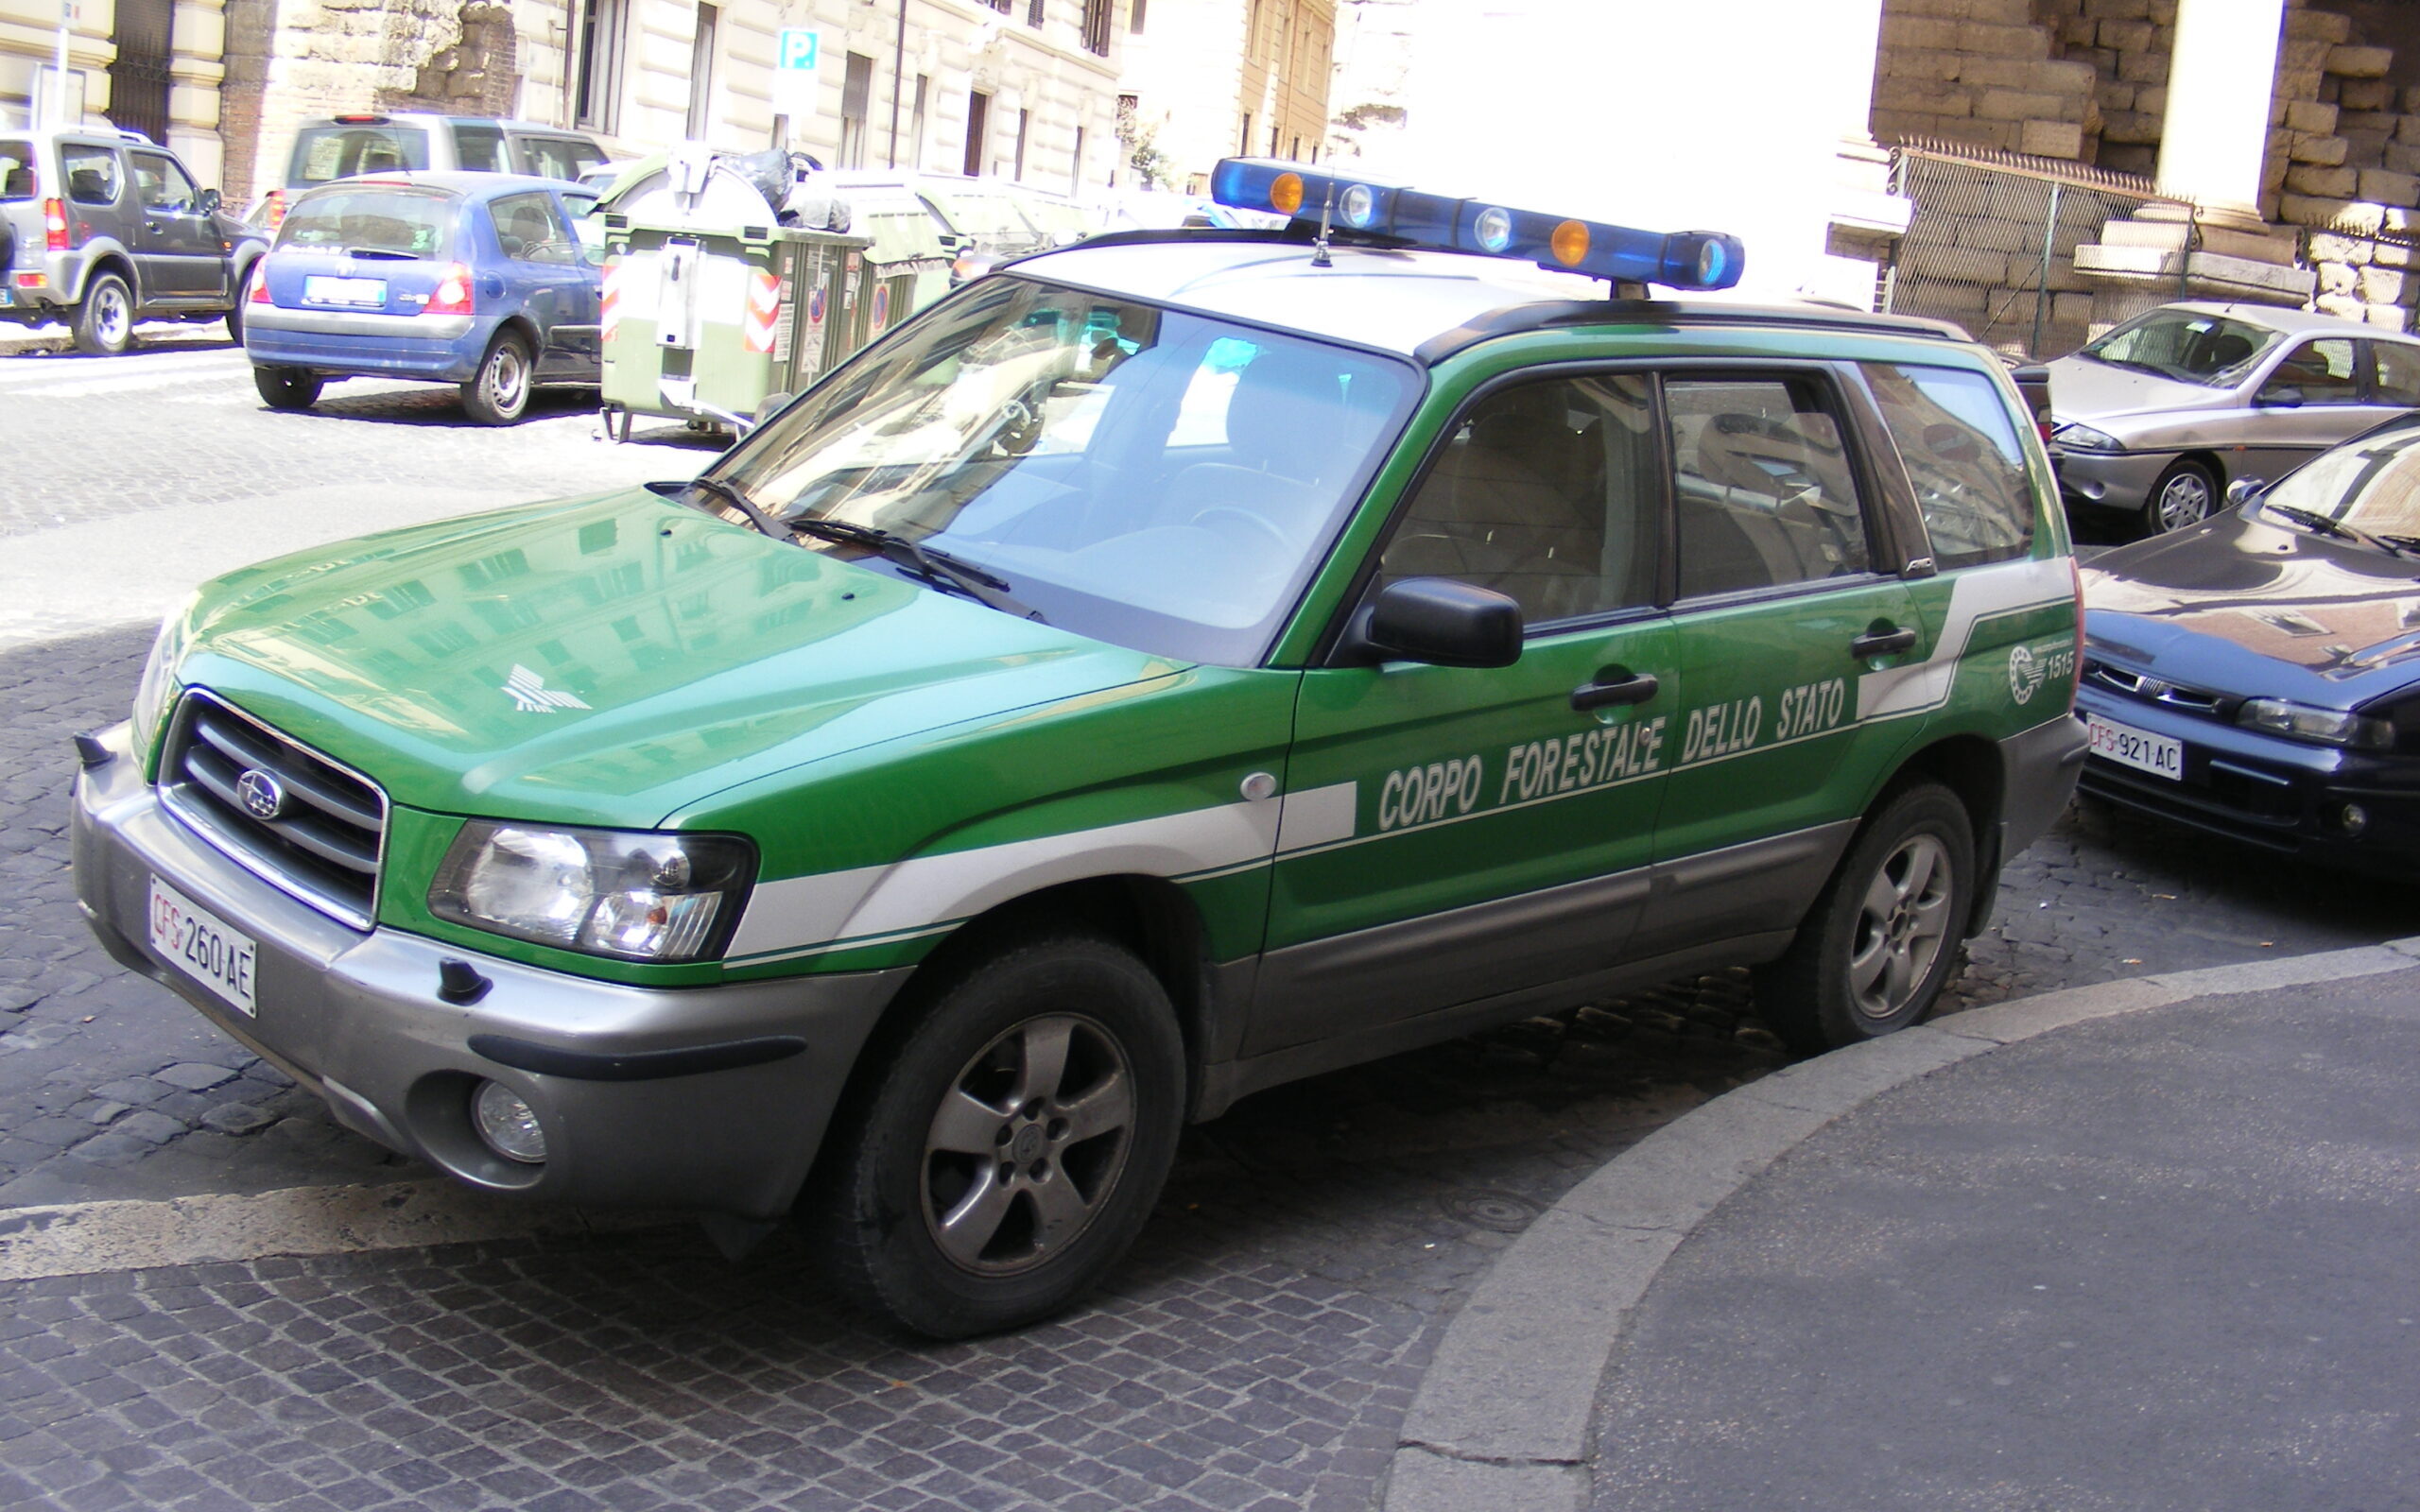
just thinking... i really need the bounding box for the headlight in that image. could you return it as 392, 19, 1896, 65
2052, 421, 2120, 452
130, 599, 197, 758
2236, 697, 2393, 749
428, 823, 756, 962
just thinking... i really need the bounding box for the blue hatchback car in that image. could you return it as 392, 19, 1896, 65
243, 172, 602, 424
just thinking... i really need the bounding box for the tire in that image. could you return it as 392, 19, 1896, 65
813, 933, 1184, 1339
72, 271, 135, 356
1754, 782, 1977, 1056
223, 264, 253, 345
460, 332, 533, 425
2142, 458, 2218, 536
252, 366, 322, 410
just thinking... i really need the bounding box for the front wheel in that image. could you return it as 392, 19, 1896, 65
2142, 458, 2218, 535
813, 934, 1184, 1339
252, 365, 322, 410
1754, 782, 1976, 1055
72, 271, 135, 356
460, 332, 533, 424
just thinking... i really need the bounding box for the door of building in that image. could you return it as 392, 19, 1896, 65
109, 0, 175, 147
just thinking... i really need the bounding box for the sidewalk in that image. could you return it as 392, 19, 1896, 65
1386, 941, 2420, 1512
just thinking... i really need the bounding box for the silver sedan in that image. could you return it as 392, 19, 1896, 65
2048, 301, 2420, 534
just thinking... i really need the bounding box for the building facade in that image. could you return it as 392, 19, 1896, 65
1117, 0, 1333, 191
4, 0, 228, 187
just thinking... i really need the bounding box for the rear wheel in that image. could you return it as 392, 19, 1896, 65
2142, 458, 2218, 535
461, 332, 533, 424
1754, 782, 1976, 1055
223, 264, 255, 345
252, 366, 322, 410
813, 933, 1184, 1339
72, 271, 134, 356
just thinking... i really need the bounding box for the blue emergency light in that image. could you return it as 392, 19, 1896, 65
1207, 158, 1746, 292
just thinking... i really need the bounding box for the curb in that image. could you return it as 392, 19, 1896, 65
1379, 937, 2420, 1512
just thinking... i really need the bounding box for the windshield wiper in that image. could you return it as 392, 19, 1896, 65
346, 247, 416, 260
683, 476, 785, 540
789, 518, 1046, 621
2264, 502, 2412, 558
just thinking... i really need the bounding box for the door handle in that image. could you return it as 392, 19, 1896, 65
1850, 626, 1919, 659
1570, 670, 1660, 713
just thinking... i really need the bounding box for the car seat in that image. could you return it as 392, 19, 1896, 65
1157, 348, 1374, 545
67, 167, 112, 202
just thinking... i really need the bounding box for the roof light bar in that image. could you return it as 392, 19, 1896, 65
1208, 157, 1745, 292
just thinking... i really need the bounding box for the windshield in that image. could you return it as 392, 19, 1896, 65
289, 125, 431, 185
276, 186, 456, 257
2080, 309, 2281, 387
0, 141, 33, 202
2260, 420, 2420, 545
708, 276, 1418, 664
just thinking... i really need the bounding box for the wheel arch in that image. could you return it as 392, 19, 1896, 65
74, 247, 140, 306
1878, 731, 2006, 937
2169, 449, 2228, 486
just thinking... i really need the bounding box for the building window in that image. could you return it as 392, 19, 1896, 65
839, 51, 873, 169
1289, 134, 1300, 161
1239, 113, 1252, 154
1028, 0, 1045, 26
988, 0, 1011, 10
1014, 108, 1029, 181
1131, 0, 1146, 31
573, 0, 628, 134
683, 3, 719, 142
908, 75, 928, 170
1072, 125, 1084, 191
965, 90, 991, 177
1082, 0, 1113, 55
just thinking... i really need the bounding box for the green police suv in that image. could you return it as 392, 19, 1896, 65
75, 162, 2084, 1337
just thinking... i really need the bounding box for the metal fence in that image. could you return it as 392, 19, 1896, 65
1881, 141, 2191, 361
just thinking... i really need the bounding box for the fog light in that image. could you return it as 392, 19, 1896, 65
2338, 802, 2369, 837
471, 1080, 547, 1163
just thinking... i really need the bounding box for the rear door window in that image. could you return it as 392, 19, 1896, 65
449, 123, 509, 172
488, 190, 574, 263
2372, 341, 2420, 406
1859, 363, 2035, 570
0, 141, 34, 202
289, 125, 431, 185
278, 187, 456, 258
1666, 375, 1872, 598
2263, 338, 2364, 404
513, 136, 607, 181
60, 144, 121, 205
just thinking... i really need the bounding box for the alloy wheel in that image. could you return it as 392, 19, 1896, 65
919, 1013, 1136, 1277
2155, 469, 2212, 531
1846, 833, 1955, 1021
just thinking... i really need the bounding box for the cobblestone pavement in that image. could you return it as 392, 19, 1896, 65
7, 355, 2420, 1507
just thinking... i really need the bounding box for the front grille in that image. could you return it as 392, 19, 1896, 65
2083, 659, 2227, 715
158, 691, 388, 929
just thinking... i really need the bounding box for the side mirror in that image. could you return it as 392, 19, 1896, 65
2256, 385, 2305, 408
1343, 578, 1523, 668
2225, 476, 2267, 507
197, 186, 221, 215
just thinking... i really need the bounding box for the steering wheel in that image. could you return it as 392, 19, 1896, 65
1188, 507, 1288, 553
991, 394, 1045, 457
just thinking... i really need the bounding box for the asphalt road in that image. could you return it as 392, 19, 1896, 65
1, 335, 2416, 1510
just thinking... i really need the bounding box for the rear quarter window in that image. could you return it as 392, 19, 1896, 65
289, 125, 431, 184
278, 188, 457, 258
59, 144, 121, 205
1860, 362, 2035, 570
0, 141, 34, 202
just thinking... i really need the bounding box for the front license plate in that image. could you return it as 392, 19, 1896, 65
147, 876, 258, 1017
2086, 713, 2185, 782
302, 275, 386, 307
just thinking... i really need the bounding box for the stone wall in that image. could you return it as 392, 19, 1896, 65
1870, 0, 2100, 159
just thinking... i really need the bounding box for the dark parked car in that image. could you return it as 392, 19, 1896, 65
2048, 302, 2420, 536
242, 173, 602, 424
2077, 410, 2420, 873
0, 128, 267, 354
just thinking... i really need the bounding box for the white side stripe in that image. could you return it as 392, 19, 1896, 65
1858, 557, 2072, 722
728, 793, 1308, 961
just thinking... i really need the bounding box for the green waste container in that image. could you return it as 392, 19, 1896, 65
598, 215, 896, 438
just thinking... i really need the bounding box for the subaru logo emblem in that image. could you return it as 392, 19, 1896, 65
236, 768, 285, 819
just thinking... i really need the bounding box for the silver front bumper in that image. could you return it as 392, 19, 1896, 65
2052, 447, 2175, 511
72, 722, 906, 1220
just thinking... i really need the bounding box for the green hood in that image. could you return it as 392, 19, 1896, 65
175, 489, 1184, 826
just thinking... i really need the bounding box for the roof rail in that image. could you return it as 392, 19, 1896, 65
1413, 300, 1970, 364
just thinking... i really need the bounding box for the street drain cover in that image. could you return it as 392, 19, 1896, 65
1440, 1189, 1545, 1233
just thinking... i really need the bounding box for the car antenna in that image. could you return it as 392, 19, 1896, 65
1311, 183, 1336, 268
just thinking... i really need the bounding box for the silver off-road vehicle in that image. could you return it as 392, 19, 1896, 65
0, 128, 266, 354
